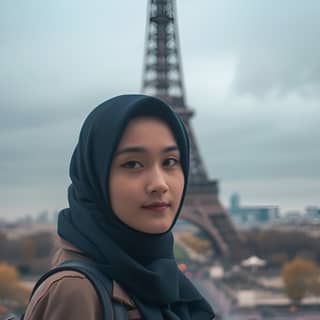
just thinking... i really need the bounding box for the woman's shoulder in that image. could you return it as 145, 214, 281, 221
24, 270, 102, 320
51, 238, 136, 308
24, 269, 141, 320
26, 238, 141, 319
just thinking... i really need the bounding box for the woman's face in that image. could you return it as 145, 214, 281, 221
109, 117, 185, 234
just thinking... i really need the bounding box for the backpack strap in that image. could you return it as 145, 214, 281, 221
56, 260, 115, 319
22, 260, 129, 320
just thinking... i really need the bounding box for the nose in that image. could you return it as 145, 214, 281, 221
145, 166, 169, 195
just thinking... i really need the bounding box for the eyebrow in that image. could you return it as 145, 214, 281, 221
114, 145, 179, 156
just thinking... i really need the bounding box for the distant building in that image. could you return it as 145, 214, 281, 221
4, 223, 56, 240
36, 210, 50, 224
229, 193, 279, 228
305, 206, 320, 220
282, 210, 303, 224
277, 207, 320, 225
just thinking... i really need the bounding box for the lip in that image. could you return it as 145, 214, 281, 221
142, 202, 170, 211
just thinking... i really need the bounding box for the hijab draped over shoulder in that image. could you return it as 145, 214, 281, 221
58, 94, 215, 320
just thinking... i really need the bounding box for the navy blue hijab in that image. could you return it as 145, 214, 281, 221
58, 94, 214, 320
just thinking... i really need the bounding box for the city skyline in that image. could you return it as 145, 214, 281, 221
1, 0, 319, 218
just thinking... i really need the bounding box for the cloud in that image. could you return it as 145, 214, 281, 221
191, 93, 320, 182
180, 0, 320, 98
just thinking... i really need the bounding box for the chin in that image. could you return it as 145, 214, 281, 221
143, 222, 171, 234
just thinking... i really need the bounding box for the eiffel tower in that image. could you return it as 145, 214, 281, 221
142, 0, 242, 259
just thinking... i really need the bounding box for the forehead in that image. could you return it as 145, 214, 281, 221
117, 116, 177, 147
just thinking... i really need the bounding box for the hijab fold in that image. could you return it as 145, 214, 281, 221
58, 94, 214, 320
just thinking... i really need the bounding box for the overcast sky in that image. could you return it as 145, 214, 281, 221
1, 0, 319, 220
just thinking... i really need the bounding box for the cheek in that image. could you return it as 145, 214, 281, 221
109, 174, 123, 212
172, 171, 185, 199
109, 174, 138, 212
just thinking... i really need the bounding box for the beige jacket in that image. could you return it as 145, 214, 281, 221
24, 238, 142, 320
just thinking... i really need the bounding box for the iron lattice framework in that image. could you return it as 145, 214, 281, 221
142, 0, 207, 184
142, 0, 242, 259
142, 0, 185, 107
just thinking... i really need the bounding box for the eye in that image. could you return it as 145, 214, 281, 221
121, 161, 143, 169
163, 157, 179, 167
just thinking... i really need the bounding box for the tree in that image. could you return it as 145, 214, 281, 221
174, 243, 188, 261
282, 257, 320, 304
0, 262, 30, 304
243, 229, 320, 266
179, 234, 212, 255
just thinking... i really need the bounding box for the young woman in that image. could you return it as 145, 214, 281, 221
24, 94, 214, 320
